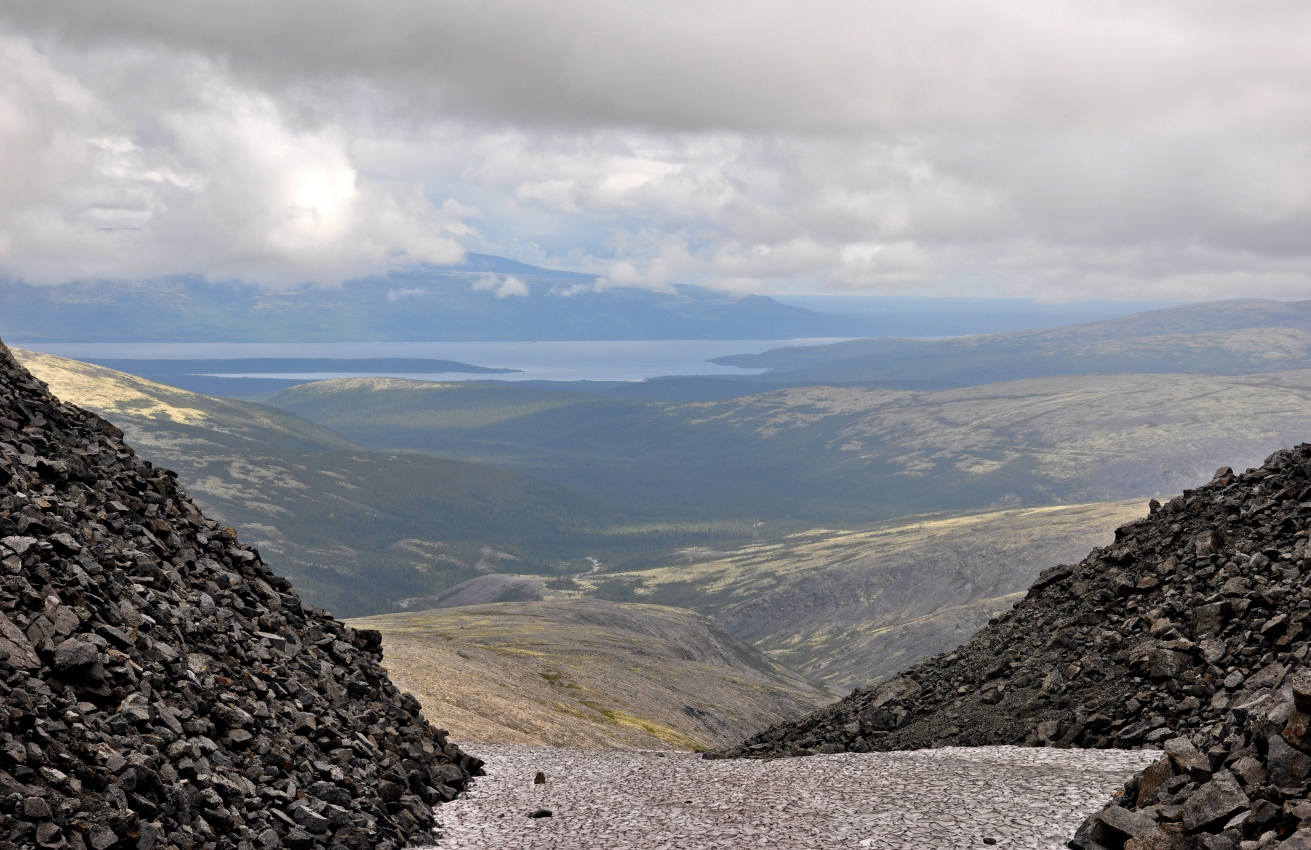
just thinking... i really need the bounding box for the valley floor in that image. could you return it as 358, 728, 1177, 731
419, 743, 1159, 850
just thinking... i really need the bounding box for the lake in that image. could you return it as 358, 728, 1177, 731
23, 339, 848, 383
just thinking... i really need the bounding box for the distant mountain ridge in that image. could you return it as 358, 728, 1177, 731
0, 254, 849, 342
716, 298, 1311, 387
2, 252, 1174, 343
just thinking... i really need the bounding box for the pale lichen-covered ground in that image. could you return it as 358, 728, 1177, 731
680, 370, 1311, 485
420, 743, 1160, 850
15, 348, 217, 424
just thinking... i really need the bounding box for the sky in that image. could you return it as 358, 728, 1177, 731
1, 1, 1309, 301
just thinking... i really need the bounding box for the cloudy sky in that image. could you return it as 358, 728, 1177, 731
1, 1, 1308, 300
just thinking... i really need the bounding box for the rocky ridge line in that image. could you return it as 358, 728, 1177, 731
0, 336, 482, 850
716, 443, 1311, 849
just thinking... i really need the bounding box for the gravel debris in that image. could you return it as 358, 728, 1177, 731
423, 743, 1160, 849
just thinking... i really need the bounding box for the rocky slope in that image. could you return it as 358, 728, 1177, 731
718, 444, 1311, 849
0, 338, 481, 850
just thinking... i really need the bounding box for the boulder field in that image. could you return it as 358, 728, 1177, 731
0, 337, 481, 850
719, 444, 1311, 849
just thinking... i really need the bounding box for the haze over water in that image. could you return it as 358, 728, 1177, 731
22, 339, 847, 383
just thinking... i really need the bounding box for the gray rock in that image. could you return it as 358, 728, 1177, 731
1097, 804, 1158, 839
1, 535, 37, 555
292, 805, 332, 834
52, 636, 97, 670
1279, 832, 1311, 849
1123, 826, 1186, 850
1230, 755, 1267, 788
1266, 734, 1311, 788
23, 796, 53, 818
284, 828, 317, 850
1136, 757, 1174, 806
49, 532, 80, 553
87, 825, 118, 850
35, 822, 65, 848
1181, 771, 1249, 832
0, 610, 40, 668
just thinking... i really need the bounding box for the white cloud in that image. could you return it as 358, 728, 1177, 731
0, 32, 467, 286
471, 274, 529, 298
548, 283, 597, 298
0, 3, 1310, 299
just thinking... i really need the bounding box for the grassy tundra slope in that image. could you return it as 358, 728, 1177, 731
350, 600, 828, 750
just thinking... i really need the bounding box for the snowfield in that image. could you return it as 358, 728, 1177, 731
420, 743, 1159, 850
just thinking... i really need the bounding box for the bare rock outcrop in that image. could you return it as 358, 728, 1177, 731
0, 337, 482, 850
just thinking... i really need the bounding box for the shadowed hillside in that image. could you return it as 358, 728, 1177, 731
270, 370, 1311, 526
